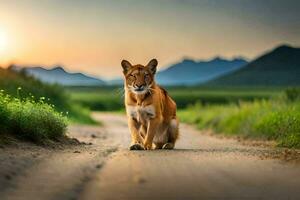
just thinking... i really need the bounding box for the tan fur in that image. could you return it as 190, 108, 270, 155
121, 59, 179, 150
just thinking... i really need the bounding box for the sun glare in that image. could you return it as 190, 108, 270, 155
0, 30, 8, 53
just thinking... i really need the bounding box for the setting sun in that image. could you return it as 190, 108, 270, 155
0, 30, 8, 53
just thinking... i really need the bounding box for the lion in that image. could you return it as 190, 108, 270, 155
121, 59, 179, 150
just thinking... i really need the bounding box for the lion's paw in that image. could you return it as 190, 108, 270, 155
129, 143, 144, 151
162, 143, 174, 150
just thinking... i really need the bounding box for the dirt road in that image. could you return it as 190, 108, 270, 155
1, 113, 300, 200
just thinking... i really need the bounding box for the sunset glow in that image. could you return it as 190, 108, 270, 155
0, 0, 299, 78
0, 30, 8, 54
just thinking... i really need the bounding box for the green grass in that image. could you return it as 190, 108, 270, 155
0, 67, 96, 125
0, 91, 67, 143
68, 86, 281, 111
68, 85, 300, 148
167, 86, 279, 108
178, 89, 300, 148
69, 86, 124, 111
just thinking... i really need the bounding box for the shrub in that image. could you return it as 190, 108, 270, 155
178, 94, 300, 148
0, 67, 96, 124
0, 91, 67, 142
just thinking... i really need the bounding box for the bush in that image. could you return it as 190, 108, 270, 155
0, 92, 9, 132
178, 94, 300, 148
0, 91, 67, 142
254, 103, 300, 148
0, 67, 96, 124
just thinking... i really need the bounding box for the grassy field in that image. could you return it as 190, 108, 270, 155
68, 85, 281, 111
0, 67, 97, 144
68, 86, 124, 111
0, 91, 67, 143
69, 85, 299, 148
2, 68, 298, 149
0, 67, 96, 124
178, 88, 300, 148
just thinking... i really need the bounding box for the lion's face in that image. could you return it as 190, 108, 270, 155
121, 59, 158, 95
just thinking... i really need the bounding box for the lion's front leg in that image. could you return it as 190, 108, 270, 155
144, 118, 160, 150
128, 118, 144, 150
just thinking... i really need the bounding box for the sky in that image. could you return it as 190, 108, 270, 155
0, 0, 299, 79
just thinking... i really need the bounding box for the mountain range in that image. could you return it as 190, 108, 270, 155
156, 57, 248, 85
207, 45, 300, 86
9, 44, 300, 87
10, 65, 105, 86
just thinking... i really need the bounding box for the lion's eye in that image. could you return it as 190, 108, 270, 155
128, 75, 135, 81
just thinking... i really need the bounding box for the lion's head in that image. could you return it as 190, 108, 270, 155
121, 59, 158, 94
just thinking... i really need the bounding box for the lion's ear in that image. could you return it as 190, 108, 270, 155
147, 59, 158, 74
121, 60, 132, 74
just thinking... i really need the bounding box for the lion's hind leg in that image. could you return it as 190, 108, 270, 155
163, 118, 179, 150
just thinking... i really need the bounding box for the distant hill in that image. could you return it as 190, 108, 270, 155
10, 65, 105, 86
0, 67, 69, 110
207, 45, 300, 86
105, 57, 248, 86
156, 57, 248, 85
